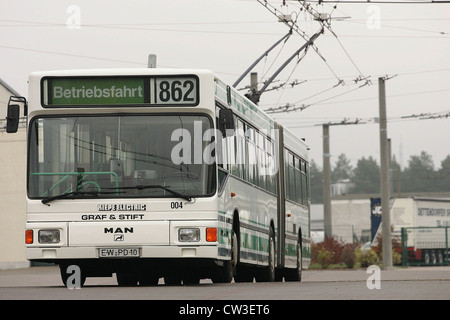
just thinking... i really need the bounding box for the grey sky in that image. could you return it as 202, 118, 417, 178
1, 0, 449, 169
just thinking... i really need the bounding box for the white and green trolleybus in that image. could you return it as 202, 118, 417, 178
6, 67, 311, 286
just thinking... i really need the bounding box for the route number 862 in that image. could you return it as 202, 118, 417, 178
156, 78, 197, 104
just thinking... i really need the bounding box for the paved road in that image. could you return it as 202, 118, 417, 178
0, 265, 449, 301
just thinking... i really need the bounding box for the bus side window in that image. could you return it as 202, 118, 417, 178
295, 156, 302, 204
236, 119, 246, 180
302, 160, 308, 205
215, 113, 225, 169
246, 126, 257, 186
228, 116, 239, 176
267, 139, 276, 194
257, 132, 266, 190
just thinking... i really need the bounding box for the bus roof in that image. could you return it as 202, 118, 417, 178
29, 68, 215, 77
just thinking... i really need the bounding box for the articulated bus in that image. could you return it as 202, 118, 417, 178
6, 67, 311, 286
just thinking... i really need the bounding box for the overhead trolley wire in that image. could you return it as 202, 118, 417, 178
284, 0, 450, 4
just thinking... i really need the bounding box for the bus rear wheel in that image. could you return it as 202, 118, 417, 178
255, 230, 275, 282
285, 241, 302, 282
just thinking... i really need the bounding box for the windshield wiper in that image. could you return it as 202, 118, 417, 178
113, 185, 193, 202
42, 185, 193, 205
41, 191, 121, 205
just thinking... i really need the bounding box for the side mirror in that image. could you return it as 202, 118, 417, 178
6, 104, 20, 133
218, 108, 234, 137
5, 96, 27, 133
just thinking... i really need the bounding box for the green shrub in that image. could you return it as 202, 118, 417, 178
355, 248, 379, 268
393, 250, 402, 265
317, 248, 334, 269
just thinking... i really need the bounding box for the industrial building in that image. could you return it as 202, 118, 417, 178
0, 78, 28, 269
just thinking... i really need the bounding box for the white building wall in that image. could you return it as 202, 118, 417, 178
0, 80, 29, 269
332, 199, 371, 243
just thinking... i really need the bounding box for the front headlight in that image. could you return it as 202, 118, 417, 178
38, 230, 60, 244
178, 228, 200, 242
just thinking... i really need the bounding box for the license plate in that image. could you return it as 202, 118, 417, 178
99, 248, 140, 258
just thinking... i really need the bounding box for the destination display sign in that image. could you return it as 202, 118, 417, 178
42, 75, 199, 107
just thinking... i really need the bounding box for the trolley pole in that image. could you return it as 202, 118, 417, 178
379, 77, 393, 269
250, 73, 258, 106
322, 124, 332, 239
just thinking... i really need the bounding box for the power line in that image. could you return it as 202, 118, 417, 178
295, 0, 370, 82
280, 108, 450, 128
262, 86, 450, 110
257, 0, 344, 83
401, 109, 450, 120
344, 20, 449, 35
0, 44, 144, 66
285, 0, 450, 3
233, 31, 292, 88
0, 19, 276, 27
0, 19, 282, 36
250, 66, 450, 91
264, 80, 369, 114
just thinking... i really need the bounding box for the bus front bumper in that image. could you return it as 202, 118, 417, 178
26, 244, 221, 261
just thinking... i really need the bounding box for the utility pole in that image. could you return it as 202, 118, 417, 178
320, 119, 364, 239
378, 77, 393, 269
322, 124, 332, 238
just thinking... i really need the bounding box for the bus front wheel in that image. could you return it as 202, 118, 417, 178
212, 231, 237, 283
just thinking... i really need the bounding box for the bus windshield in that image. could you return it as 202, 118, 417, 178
28, 114, 216, 200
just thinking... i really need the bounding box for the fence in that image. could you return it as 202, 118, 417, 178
401, 226, 449, 266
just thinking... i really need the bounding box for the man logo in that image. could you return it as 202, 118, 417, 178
104, 227, 134, 234
104, 227, 133, 241
114, 234, 124, 241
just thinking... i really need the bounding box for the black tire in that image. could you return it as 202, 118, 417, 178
437, 250, 444, 265
424, 251, 431, 265
285, 241, 302, 282
255, 229, 275, 282
431, 250, 437, 265
212, 231, 237, 283
164, 276, 182, 285
182, 277, 200, 285
232, 216, 254, 283
116, 272, 138, 286
234, 265, 254, 282
138, 271, 159, 286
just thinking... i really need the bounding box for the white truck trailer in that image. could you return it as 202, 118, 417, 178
391, 197, 450, 265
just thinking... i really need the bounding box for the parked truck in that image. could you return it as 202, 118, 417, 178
391, 197, 450, 265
